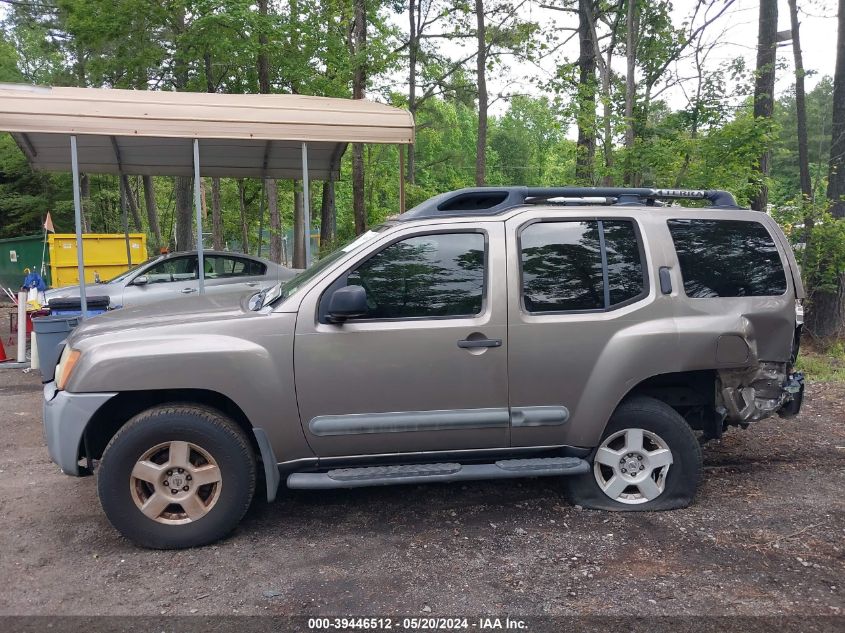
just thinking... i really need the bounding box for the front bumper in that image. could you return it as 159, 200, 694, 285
42, 382, 116, 476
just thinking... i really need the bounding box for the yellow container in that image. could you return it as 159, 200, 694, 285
48, 233, 147, 288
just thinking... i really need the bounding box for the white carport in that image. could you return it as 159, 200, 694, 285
0, 84, 414, 316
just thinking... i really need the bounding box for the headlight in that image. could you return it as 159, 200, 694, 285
55, 347, 81, 391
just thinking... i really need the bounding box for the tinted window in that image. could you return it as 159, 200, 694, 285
603, 220, 646, 305
521, 221, 604, 312
520, 220, 645, 312
204, 255, 266, 278
346, 232, 486, 319
667, 219, 787, 298
144, 256, 197, 283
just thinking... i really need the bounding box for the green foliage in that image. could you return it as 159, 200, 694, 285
0, 0, 839, 295
795, 343, 845, 382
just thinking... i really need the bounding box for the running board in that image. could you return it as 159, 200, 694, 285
286, 457, 589, 490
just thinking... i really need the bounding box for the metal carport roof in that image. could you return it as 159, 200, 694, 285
0, 84, 415, 315
0, 85, 414, 180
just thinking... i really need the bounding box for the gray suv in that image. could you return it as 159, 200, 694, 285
42, 187, 805, 549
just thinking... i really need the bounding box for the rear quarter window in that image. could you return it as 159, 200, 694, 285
667, 219, 787, 298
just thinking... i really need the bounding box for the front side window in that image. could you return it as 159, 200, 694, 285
143, 256, 197, 284
520, 220, 646, 313
345, 232, 486, 319
667, 219, 787, 298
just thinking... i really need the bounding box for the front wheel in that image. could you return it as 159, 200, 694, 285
564, 396, 702, 511
97, 404, 256, 549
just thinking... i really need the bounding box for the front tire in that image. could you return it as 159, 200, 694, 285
97, 404, 256, 549
564, 396, 702, 511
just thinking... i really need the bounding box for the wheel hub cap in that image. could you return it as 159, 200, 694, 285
593, 428, 673, 504
130, 441, 222, 525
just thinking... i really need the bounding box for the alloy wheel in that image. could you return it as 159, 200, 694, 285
129, 440, 222, 524
592, 428, 673, 504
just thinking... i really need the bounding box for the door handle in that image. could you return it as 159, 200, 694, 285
245, 282, 258, 287
181, 288, 197, 294
457, 338, 502, 349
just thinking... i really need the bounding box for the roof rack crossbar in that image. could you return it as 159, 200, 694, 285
398, 186, 741, 220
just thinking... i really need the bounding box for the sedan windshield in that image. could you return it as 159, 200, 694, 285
104, 257, 161, 283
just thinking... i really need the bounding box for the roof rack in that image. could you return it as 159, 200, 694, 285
397, 186, 741, 220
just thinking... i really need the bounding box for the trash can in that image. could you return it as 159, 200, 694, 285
32, 315, 80, 382
47, 295, 110, 317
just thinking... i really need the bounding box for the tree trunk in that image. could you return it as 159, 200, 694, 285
79, 173, 91, 232
350, 0, 367, 235
828, 0, 845, 218
257, 0, 271, 94
750, 0, 778, 212
623, 0, 637, 185
806, 0, 845, 338
174, 176, 194, 251
293, 180, 306, 268
475, 0, 488, 186
120, 174, 143, 232
320, 179, 336, 252
256, 0, 280, 260
142, 176, 162, 252
211, 177, 223, 250
788, 0, 812, 200
237, 179, 249, 254
266, 178, 282, 263
407, 0, 419, 184
806, 279, 845, 338
575, 0, 597, 185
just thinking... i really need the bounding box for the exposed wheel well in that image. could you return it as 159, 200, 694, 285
81, 389, 259, 465
622, 370, 720, 437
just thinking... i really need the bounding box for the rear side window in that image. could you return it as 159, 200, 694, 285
667, 219, 787, 298
520, 220, 646, 313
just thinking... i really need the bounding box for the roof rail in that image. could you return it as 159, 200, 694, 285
397, 186, 741, 220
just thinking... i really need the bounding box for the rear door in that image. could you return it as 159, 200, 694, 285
293, 222, 510, 457
505, 213, 655, 448
202, 255, 268, 296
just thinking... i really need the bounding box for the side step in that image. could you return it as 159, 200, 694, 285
286, 457, 589, 490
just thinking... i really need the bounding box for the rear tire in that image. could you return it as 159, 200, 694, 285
564, 396, 702, 511
97, 404, 256, 549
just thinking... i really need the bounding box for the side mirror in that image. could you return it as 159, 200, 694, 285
327, 285, 368, 323
133, 275, 149, 286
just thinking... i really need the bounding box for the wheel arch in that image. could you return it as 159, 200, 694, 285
617, 369, 719, 435
82, 389, 260, 465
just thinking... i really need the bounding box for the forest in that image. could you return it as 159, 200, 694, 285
0, 0, 843, 336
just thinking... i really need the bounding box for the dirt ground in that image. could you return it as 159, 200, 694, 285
0, 316, 843, 618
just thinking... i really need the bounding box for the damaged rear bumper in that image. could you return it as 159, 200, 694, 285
719, 363, 805, 424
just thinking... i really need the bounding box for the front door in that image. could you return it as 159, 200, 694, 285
294, 223, 509, 457
125, 255, 199, 306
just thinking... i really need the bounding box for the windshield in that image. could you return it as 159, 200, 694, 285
104, 257, 161, 283
260, 226, 389, 308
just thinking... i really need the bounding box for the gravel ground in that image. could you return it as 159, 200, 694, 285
0, 316, 843, 618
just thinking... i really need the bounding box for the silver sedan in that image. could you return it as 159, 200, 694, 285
45, 250, 299, 308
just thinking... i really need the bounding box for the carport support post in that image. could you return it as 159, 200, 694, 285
70, 135, 88, 318
193, 139, 205, 294
301, 142, 311, 267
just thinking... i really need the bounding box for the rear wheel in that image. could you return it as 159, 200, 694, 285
97, 404, 256, 549
564, 396, 702, 511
